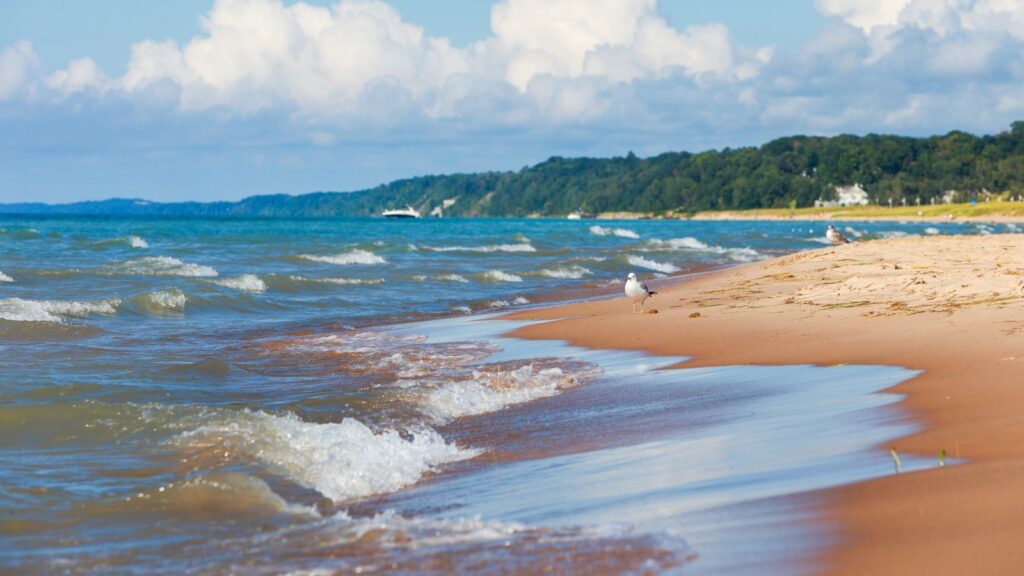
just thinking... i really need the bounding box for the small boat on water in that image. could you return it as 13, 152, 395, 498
382, 205, 421, 219
566, 209, 596, 220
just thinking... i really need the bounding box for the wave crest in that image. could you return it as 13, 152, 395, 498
421, 243, 536, 253
0, 297, 120, 323
212, 274, 267, 293
176, 411, 476, 502
589, 225, 639, 239
626, 255, 680, 273
299, 250, 386, 265
481, 270, 523, 282
107, 256, 218, 277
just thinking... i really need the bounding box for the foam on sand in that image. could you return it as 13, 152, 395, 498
626, 255, 680, 273
107, 256, 218, 277
299, 250, 386, 265
589, 225, 639, 239
212, 274, 267, 293
176, 411, 476, 502
0, 297, 121, 323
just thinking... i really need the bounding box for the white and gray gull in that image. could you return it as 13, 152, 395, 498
625, 272, 657, 313
826, 224, 851, 245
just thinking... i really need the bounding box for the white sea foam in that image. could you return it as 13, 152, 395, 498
435, 274, 469, 283
212, 274, 267, 293
626, 255, 680, 273
0, 297, 120, 323
109, 256, 218, 277
537, 265, 592, 279
422, 243, 536, 253
879, 230, 909, 238
300, 250, 386, 265
0, 270, 12, 282
843, 226, 866, 239
286, 275, 383, 286
418, 365, 586, 423
128, 235, 149, 248
451, 305, 473, 314
482, 270, 523, 282
924, 227, 941, 235
589, 225, 639, 239
647, 237, 761, 261
177, 411, 476, 502
513, 296, 530, 305
145, 289, 187, 312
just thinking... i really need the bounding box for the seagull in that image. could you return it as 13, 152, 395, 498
826, 224, 851, 245
625, 272, 657, 313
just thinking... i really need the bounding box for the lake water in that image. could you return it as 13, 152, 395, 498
0, 216, 994, 574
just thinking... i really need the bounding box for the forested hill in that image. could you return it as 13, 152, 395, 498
5, 123, 1024, 218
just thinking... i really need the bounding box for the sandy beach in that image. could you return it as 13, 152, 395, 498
505, 233, 1024, 574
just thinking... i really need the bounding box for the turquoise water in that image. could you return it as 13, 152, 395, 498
0, 216, 987, 573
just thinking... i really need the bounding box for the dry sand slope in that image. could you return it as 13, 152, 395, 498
506, 234, 1024, 575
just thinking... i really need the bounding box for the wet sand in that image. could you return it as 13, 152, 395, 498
505, 233, 1024, 574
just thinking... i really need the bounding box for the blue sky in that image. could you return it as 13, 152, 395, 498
1, 0, 1022, 203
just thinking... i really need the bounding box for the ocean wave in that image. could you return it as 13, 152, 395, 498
176, 411, 476, 502
416, 364, 591, 424
647, 237, 761, 262
106, 256, 218, 277
119, 472, 318, 519
212, 274, 267, 293
589, 225, 639, 239
299, 250, 386, 265
128, 235, 149, 248
411, 273, 469, 283
0, 270, 12, 282
924, 227, 941, 235
421, 243, 537, 253
285, 331, 498, 379
0, 297, 120, 323
481, 270, 523, 282
537, 265, 592, 279
131, 289, 187, 315
626, 255, 680, 274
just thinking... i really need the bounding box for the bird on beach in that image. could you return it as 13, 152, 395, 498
826, 225, 851, 245
625, 272, 657, 313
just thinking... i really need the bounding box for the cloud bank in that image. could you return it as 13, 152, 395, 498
2, 0, 1024, 202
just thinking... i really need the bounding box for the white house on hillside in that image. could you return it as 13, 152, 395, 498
814, 184, 870, 207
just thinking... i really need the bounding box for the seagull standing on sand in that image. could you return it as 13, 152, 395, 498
625, 272, 657, 313
826, 225, 851, 245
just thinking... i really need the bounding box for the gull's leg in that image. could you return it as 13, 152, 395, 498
641, 298, 645, 313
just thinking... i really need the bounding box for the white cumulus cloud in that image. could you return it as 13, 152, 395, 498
0, 40, 40, 100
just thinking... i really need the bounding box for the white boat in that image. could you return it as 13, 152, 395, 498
382, 205, 421, 219
567, 209, 596, 220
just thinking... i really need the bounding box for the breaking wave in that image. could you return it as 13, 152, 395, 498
589, 225, 639, 239
105, 256, 218, 277
212, 274, 267, 293
299, 250, 386, 265
420, 243, 537, 253
481, 270, 523, 282
131, 289, 187, 315
128, 235, 149, 249
0, 297, 120, 323
0, 270, 12, 282
176, 411, 476, 502
417, 364, 589, 424
647, 237, 761, 262
626, 255, 681, 274
537, 265, 592, 279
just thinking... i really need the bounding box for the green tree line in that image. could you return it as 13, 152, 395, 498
5, 123, 1024, 217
